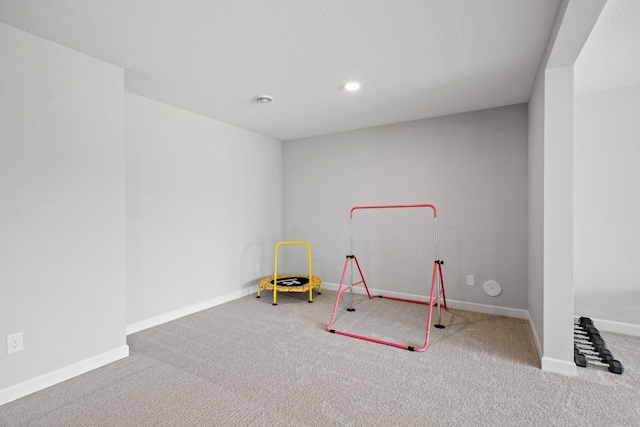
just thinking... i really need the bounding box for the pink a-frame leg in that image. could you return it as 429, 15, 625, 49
326, 257, 444, 352
326, 203, 446, 351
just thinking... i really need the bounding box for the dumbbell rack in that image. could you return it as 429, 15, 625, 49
574, 317, 624, 375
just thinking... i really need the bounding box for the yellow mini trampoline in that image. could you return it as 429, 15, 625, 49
257, 241, 321, 305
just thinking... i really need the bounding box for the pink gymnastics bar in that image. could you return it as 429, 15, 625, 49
326, 203, 446, 352
350, 203, 437, 218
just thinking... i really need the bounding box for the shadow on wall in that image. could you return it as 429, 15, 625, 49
240, 243, 266, 290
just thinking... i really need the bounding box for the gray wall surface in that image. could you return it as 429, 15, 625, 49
574, 85, 640, 326
0, 23, 127, 391
283, 104, 529, 310
125, 93, 283, 325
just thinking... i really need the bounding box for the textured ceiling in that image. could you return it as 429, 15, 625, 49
575, 0, 640, 94
0, 0, 564, 140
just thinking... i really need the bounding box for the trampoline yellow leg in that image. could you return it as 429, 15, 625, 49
271, 241, 316, 306
272, 283, 277, 305
272, 244, 279, 305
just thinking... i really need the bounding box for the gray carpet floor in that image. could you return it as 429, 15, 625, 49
1, 290, 638, 426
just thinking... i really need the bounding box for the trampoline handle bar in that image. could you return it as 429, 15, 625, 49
350, 204, 437, 218
273, 241, 313, 305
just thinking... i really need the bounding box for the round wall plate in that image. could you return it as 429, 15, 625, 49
483, 280, 502, 297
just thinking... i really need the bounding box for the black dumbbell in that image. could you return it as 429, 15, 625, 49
574, 335, 607, 350
574, 347, 624, 374
574, 324, 602, 340
607, 360, 624, 374
574, 344, 613, 363
574, 349, 587, 367
574, 328, 607, 347
586, 326, 601, 339
573, 323, 598, 332
578, 316, 593, 328
574, 324, 595, 335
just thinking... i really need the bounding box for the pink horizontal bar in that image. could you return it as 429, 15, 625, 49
326, 327, 428, 352
337, 281, 365, 295
350, 204, 437, 218
378, 295, 431, 305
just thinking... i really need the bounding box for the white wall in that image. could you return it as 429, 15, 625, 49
527, 0, 606, 375
528, 65, 545, 358
125, 93, 283, 328
283, 105, 529, 312
541, 65, 576, 374
574, 85, 640, 327
0, 23, 127, 402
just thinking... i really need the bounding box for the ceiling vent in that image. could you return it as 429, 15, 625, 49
255, 95, 273, 104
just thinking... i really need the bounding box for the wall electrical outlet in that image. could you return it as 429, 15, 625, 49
7, 332, 24, 354
466, 275, 475, 286
255, 263, 260, 272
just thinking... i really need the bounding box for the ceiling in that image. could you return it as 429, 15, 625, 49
2, 0, 615, 142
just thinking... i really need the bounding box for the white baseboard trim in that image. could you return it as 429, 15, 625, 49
321, 282, 529, 319
541, 356, 577, 376
0, 345, 129, 406
574, 316, 640, 337
126, 286, 258, 335
445, 300, 529, 319
528, 312, 543, 361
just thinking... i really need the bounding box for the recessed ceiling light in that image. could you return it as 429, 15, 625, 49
345, 82, 360, 91
256, 95, 273, 104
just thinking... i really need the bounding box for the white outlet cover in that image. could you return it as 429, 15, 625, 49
483, 280, 502, 297
7, 332, 24, 354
